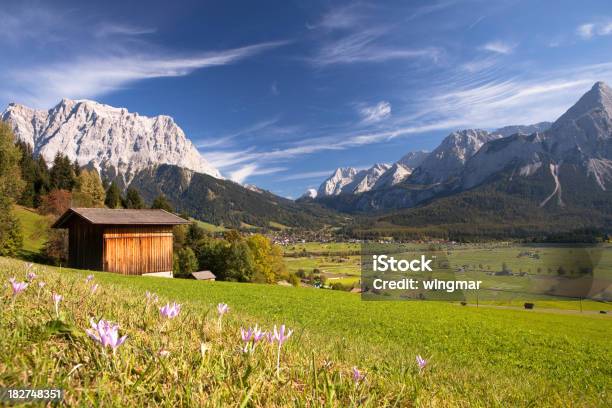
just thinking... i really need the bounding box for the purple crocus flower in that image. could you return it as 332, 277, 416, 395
90, 284, 99, 294
86, 318, 128, 354
26, 271, 37, 281
416, 355, 427, 372
252, 326, 267, 343
9, 276, 16, 283
216, 303, 229, 330
217, 303, 229, 316
38, 281, 46, 289
352, 367, 365, 383
240, 327, 253, 342
52, 293, 62, 318
11, 281, 28, 296
273, 324, 293, 345
240, 325, 267, 353
86, 274, 94, 282
159, 302, 181, 319
272, 324, 293, 376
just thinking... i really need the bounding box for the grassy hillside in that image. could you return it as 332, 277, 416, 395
13, 205, 49, 257
1, 257, 610, 406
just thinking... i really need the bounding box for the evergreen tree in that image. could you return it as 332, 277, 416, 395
105, 182, 122, 208
0, 122, 25, 255
34, 155, 50, 207
50, 153, 77, 191
151, 194, 173, 212
15, 141, 37, 207
123, 187, 144, 209
73, 160, 81, 177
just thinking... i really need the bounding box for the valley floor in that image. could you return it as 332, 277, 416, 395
1, 256, 610, 406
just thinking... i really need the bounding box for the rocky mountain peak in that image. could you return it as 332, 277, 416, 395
409, 129, 501, 184
548, 81, 612, 157
1, 99, 222, 187
554, 81, 612, 125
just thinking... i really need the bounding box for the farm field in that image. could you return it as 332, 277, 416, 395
2, 256, 610, 406
283, 242, 612, 307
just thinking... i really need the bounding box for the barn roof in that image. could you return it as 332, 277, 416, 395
191, 271, 216, 280
52, 208, 190, 228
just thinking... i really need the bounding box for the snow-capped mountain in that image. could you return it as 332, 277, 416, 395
317, 167, 360, 196
409, 129, 502, 185
316, 163, 391, 197
1, 98, 221, 186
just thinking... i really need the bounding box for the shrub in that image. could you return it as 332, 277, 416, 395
174, 247, 198, 278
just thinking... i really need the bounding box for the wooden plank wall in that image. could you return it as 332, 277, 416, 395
68, 221, 103, 270
103, 226, 174, 275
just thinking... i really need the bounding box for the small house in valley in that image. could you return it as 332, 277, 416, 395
52, 208, 189, 277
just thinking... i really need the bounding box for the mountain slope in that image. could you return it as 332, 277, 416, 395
463, 81, 612, 191
129, 164, 344, 229
1, 99, 221, 186
409, 129, 502, 185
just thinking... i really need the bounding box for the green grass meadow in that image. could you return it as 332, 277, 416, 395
13, 205, 49, 257
1, 257, 610, 406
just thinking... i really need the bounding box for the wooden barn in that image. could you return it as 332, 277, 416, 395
52, 208, 189, 277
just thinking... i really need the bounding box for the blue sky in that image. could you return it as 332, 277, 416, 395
2, 0, 612, 197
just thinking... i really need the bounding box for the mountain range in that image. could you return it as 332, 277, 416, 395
309, 82, 612, 237
308, 125, 554, 200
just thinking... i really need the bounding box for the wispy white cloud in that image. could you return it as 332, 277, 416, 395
407, 0, 459, 21
95, 23, 157, 37
420, 63, 612, 128
312, 3, 364, 30
0, 7, 65, 46
312, 29, 441, 66
481, 40, 516, 54
577, 23, 595, 39
3, 41, 289, 108
229, 164, 286, 184
276, 170, 335, 181
196, 117, 280, 149
577, 21, 612, 39
359, 101, 392, 123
